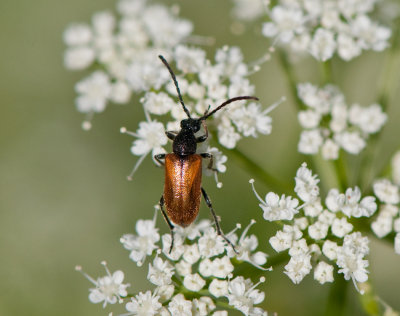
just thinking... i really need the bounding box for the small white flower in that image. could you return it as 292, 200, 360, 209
126, 290, 162, 315
284, 254, 312, 284
371, 215, 393, 238
321, 139, 339, 160
231, 0, 266, 21
318, 210, 336, 225
337, 33, 362, 61
331, 217, 353, 238
147, 256, 174, 286
63, 23, 93, 46
298, 129, 323, 154
295, 162, 320, 203
298, 110, 321, 129
175, 259, 192, 277
76, 262, 129, 308
183, 273, 206, 292
198, 228, 226, 258
226, 276, 266, 315
326, 188, 344, 213
110, 81, 131, 104
192, 296, 216, 316
198, 258, 213, 277
314, 262, 334, 284
121, 217, 160, 266
183, 244, 201, 265
322, 240, 340, 261
304, 199, 323, 217
75, 71, 111, 113
64, 47, 95, 70
335, 131, 366, 155
373, 179, 400, 204
168, 294, 192, 316
212, 256, 234, 278
309, 28, 336, 61
337, 252, 369, 285
251, 180, 299, 221
143, 91, 176, 115
349, 104, 387, 134
308, 221, 329, 240
288, 238, 309, 257
209, 279, 228, 297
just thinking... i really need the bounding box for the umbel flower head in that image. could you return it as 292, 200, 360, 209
251, 163, 375, 293
296, 83, 387, 159
63, 0, 194, 129
260, 0, 391, 61
78, 212, 271, 315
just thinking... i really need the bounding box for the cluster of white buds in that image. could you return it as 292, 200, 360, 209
296, 83, 387, 159
251, 163, 376, 292
63, 0, 193, 129
82, 210, 269, 315
260, 0, 391, 61
371, 150, 400, 254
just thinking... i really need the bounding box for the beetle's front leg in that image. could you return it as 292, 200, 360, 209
200, 153, 217, 172
159, 195, 175, 253
154, 154, 166, 166
165, 131, 178, 141
201, 187, 237, 253
196, 120, 209, 143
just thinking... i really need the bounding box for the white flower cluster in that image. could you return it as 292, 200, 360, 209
119, 214, 269, 315
251, 163, 376, 292
261, 0, 391, 61
63, 0, 193, 128
297, 83, 387, 159
371, 151, 400, 254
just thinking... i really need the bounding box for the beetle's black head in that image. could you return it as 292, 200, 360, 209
180, 118, 201, 133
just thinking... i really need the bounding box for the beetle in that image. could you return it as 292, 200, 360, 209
155, 55, 258, 253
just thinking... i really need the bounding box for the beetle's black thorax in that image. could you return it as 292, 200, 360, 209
173, 128, 197, 155
172, 118, 201, 156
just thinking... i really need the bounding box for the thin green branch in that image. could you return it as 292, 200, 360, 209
230, 147, 292, 193
324, 275, 348, 316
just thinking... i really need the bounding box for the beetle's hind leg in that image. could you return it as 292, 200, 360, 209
154, 154, 166, 166
159, 196, 175, 253
201, 187, 238, 253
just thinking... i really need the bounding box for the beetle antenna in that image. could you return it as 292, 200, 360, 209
200, 96, 259, 120
158, 55, 191, 119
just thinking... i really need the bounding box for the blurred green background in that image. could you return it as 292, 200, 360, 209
1, 0, 400, 315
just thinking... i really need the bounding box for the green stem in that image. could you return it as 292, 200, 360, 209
358, 17, 400, 191
230, 147, 292, 192
320, 60, 333, 84
324, 275, 348, 316
277, 50, 304, 110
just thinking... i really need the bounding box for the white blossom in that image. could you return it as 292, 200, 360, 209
121, 216, 160, 266
183, 273, 206, 292
373, 179, 400, 204
168, 294, 192, 316
126, 291, 162, 315
284, 254, 312, 284
76, 262, 129, 308
314, 261, 334, 284
294, 162, 320, 203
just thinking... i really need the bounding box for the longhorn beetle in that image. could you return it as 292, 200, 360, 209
155, 55, 259, 253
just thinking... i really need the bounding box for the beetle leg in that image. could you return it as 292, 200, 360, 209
196, 120, 209, 143
165, 131, 178, 141
201, 187, 237, 253
159, 195, 175, 253
154, 154, 166, 166
200, 153, 217, 171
